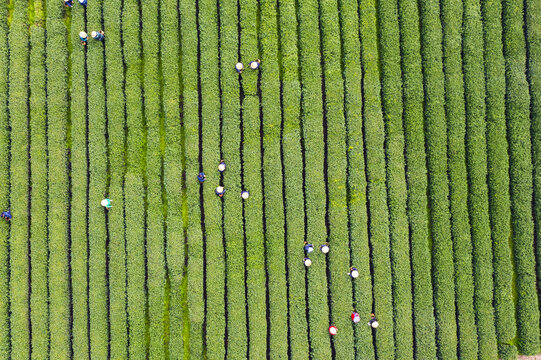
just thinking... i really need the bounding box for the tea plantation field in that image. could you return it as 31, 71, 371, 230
0, 0, 540, 358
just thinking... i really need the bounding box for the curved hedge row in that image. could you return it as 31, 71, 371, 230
462, 0, 499, 357
397, 0, 437, 356
319, 0, 355, 357
69, 1, 89, 358
377, 0, 414, 357
8, 1, 30, 358
359, 0, 395, 356
481, 0, 518, 357
502, 0, 541, 354
277, 1, 310, 357
46, 0, 71, 357
141, 0, 167, 356
219, 0, 248, 357
339, 0, 374, 357
418, 0, 458, 356
244, 0, 271, 357
525, 0, 541, 309
198, 0, 226, 356
180, 0, 204, 354
103, 0, 128, 356
122, 0, 147, 357
296, 0, 332, 356
440, 0, 478, 358
29, 17, 49, 359
87, 0, 109, 357
160, 0, 185, 357
0, 0, 9, 356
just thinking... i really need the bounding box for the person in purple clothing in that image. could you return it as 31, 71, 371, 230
64, 0, 73, 7
303, 241, 314, 253
198, 172, 206, 183
1, 211, 11, 222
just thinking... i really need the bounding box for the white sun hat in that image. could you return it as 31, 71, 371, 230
304, 258, 312, 267
79, 31, 87, 38
328, 326, 337, 335
241, 191, 250, 199
371, 321, 379, 329
216, 186, 224, 193
350, 269, 359, 278
101, 199, 109, 207
218, 162, 226, 172
320, 244, 329, 254
235, 62, 244, 70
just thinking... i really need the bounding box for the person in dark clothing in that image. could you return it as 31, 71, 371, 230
320, 243, 329, 254
303, 241, 314, 253
303, 257, 312, 267
1, 211, 11, 221
78, 0, 87, 5
65, 0, 73, 7
198, 172, 206, 183
368, 313, 379, 328
91, 30, 105, 41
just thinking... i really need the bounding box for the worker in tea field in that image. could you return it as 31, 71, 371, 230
351, 312, 361, 323
64, 0, 73, 7
320, 243, 329, 254
328, 325, 337, 335
368, 313, 379, 328
218, 160, 226, 172
216, 186, 225, 197
78, 0, 87, 5
79, 31, 88, 45
303, 257, 312, 267
92, 30, 105, 41
241, 190, 250, 200
249, 59, 261, 70
1, 211, 11, 222
235, 62, 244, 74
304, 241, 314, 253
198, 172, 206, 183
348, 267, 359, 278
101, 198, 112, 210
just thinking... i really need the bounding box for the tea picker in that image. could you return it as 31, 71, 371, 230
92, 30, 105, 41
198, 172, 206, 183
79, 31, 88, 45
235, 62, 244, 74
101, 198, 112, 210
348, 267, 359, 279
1, 211, 11, 222
368, 313, 379, 328
218, 160, 226, 172
216, 186, 225, 197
